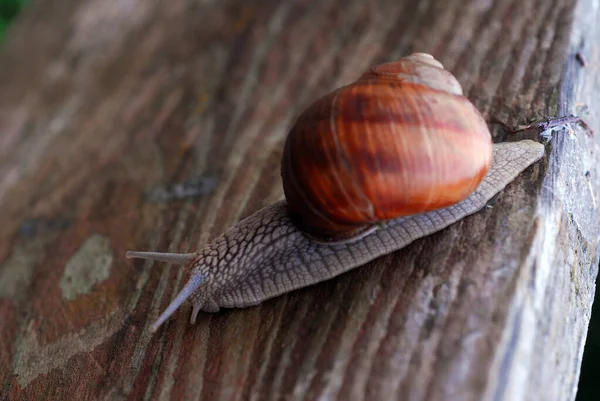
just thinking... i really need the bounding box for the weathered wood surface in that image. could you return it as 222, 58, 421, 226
0, 0, 598, 400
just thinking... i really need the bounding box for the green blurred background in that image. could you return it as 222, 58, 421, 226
0, 1, 597, 399
0, 0, 25, 42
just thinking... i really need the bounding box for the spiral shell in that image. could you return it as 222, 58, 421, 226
281, 53, 493, 242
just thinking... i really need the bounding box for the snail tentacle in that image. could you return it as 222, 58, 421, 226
149, 273, 207, 332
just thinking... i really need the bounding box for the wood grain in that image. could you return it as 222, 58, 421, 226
0, 0, 598, 400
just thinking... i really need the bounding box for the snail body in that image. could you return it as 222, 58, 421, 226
126, 53, 545, 332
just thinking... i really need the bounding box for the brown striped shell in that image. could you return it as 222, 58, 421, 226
281, 53, 493, 242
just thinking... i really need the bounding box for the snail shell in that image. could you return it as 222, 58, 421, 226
282, 53, 493, 242
126, 53, 545, 332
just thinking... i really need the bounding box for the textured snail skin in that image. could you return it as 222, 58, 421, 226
126, 140, 545, 332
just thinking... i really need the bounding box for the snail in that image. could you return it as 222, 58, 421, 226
126, 53, 546, 332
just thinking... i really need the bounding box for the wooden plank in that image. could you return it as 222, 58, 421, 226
0, 0, 598, 400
